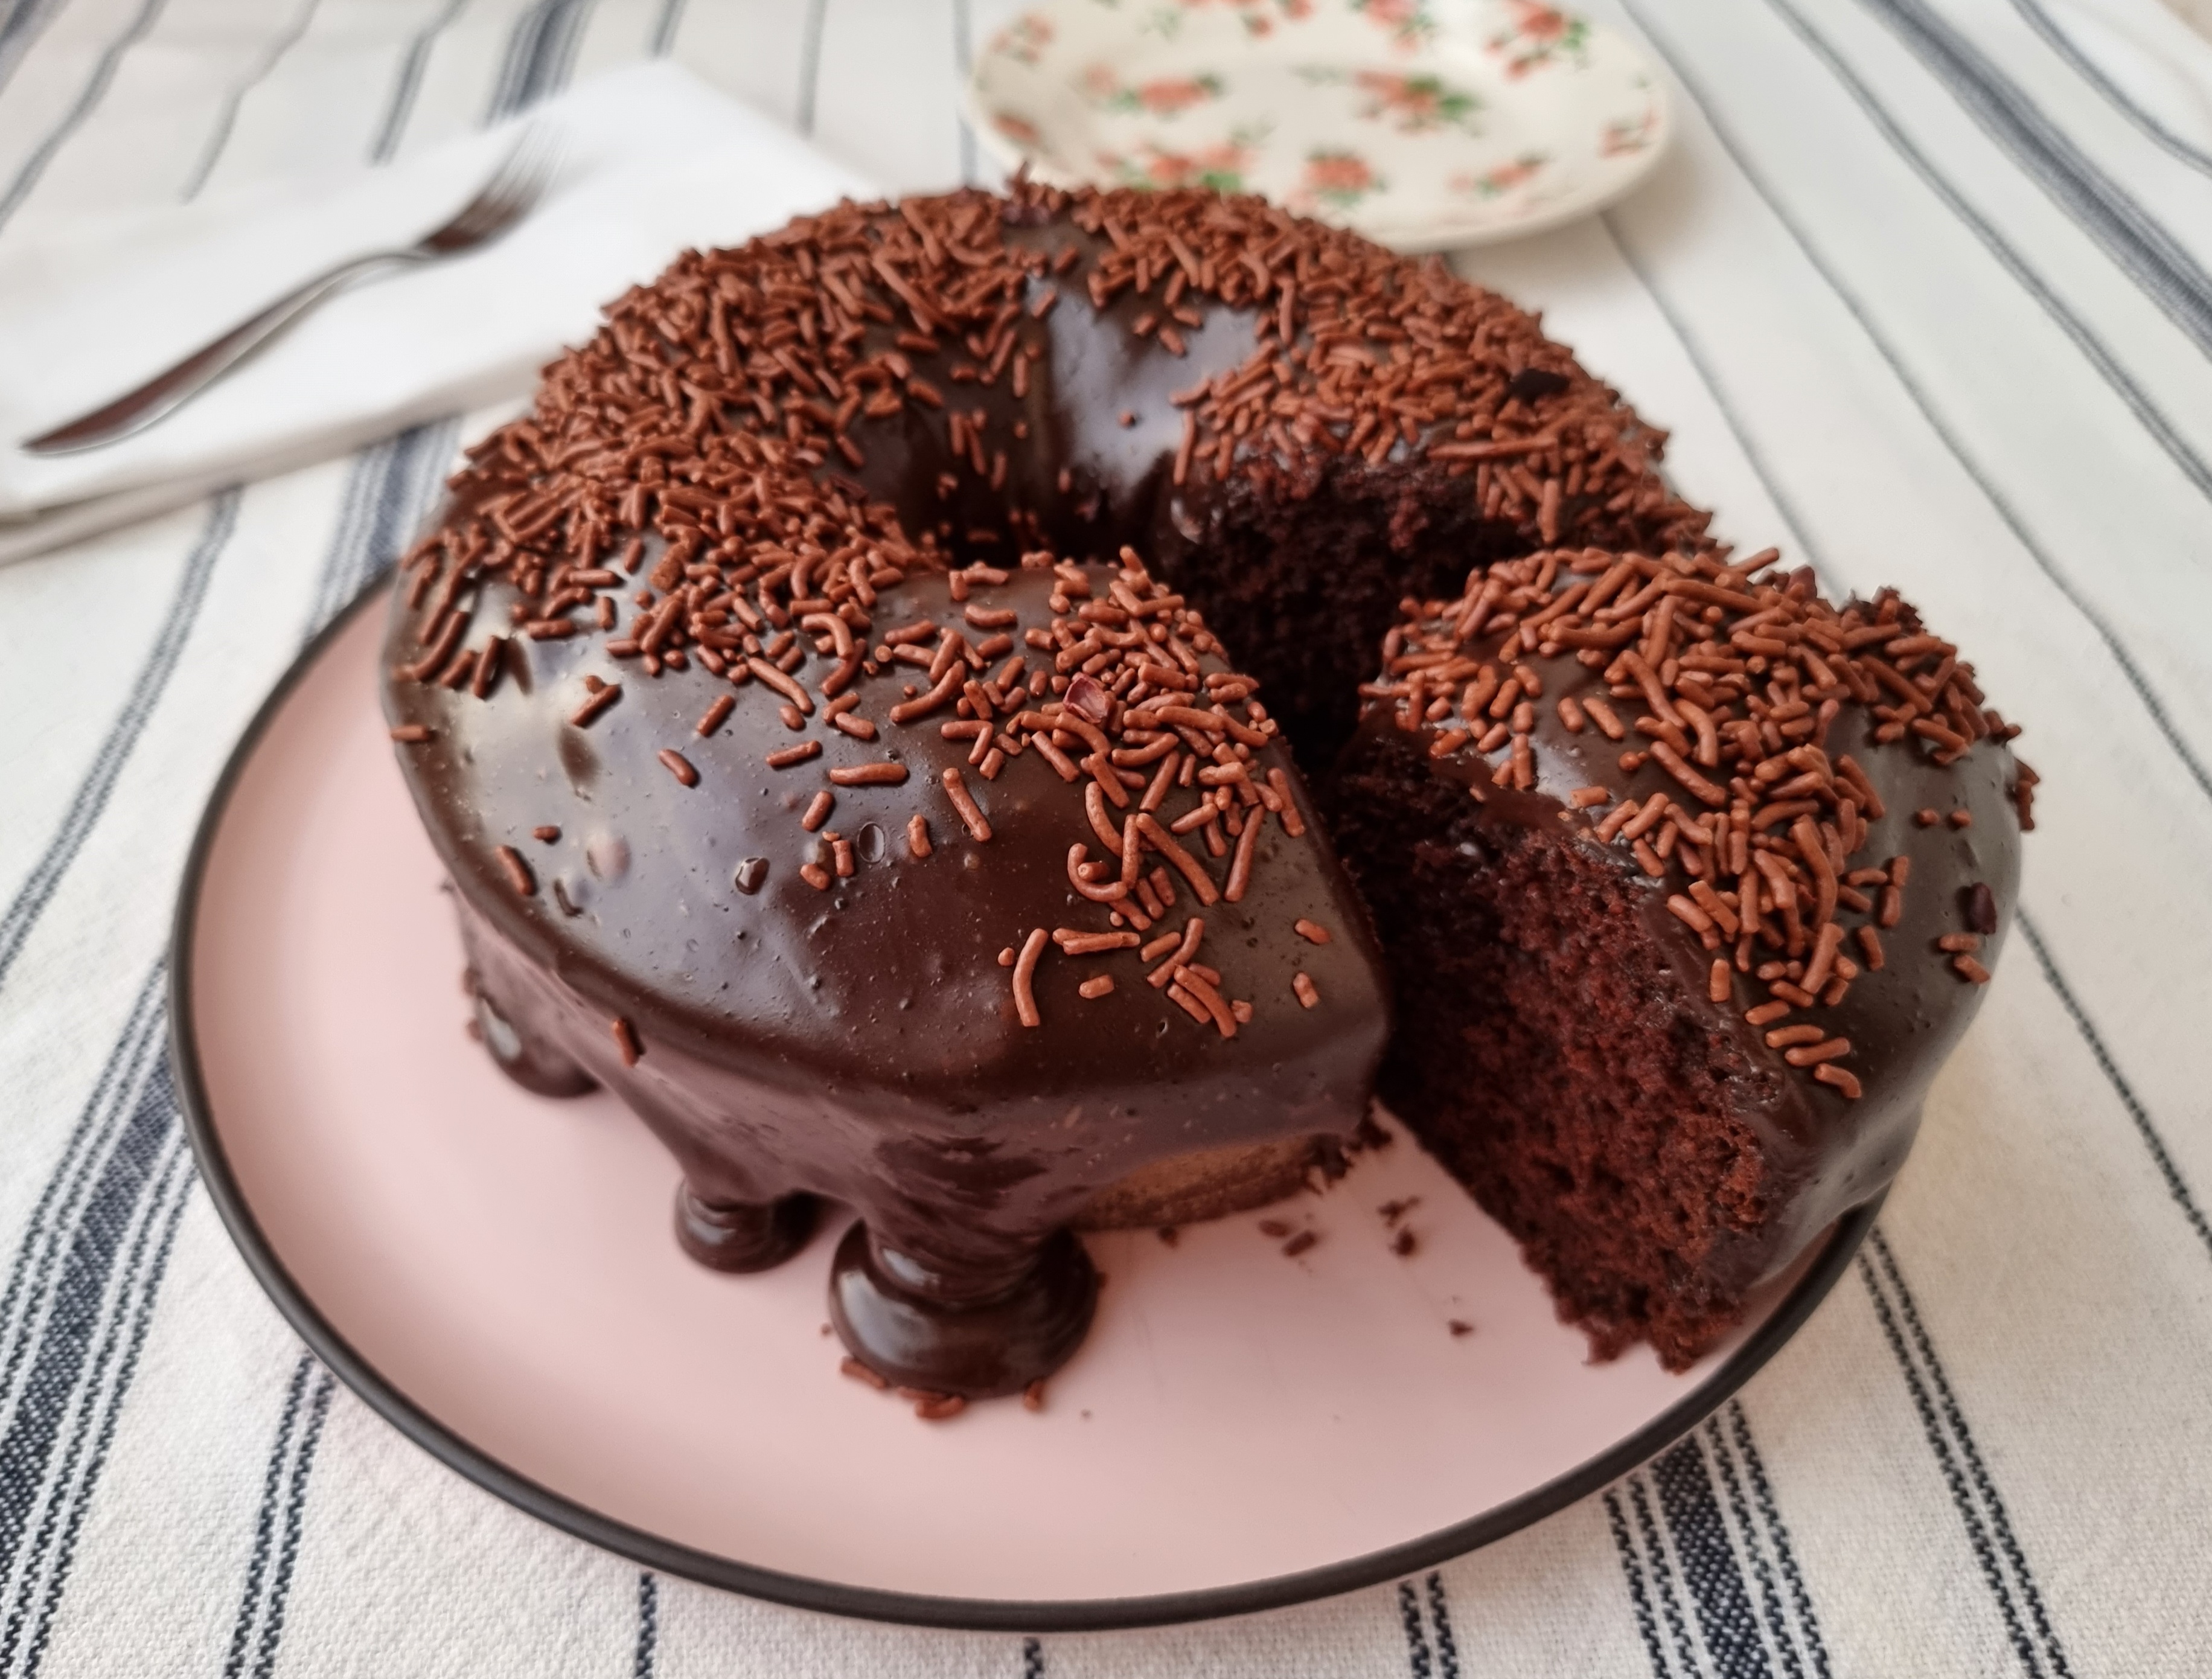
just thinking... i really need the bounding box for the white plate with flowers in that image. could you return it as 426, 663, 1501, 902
966, 0, 1670, 251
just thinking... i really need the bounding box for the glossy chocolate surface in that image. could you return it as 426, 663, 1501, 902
379, 184, 2017, 1391
385, 564, 1389, 1395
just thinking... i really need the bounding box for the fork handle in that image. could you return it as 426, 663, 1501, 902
19, 251, 417, 456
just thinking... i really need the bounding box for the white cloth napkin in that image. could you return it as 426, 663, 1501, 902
0, 63, 872, 566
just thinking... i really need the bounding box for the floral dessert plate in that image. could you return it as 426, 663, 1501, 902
170, 586, 1875, 1631
965, 0, 1670, 251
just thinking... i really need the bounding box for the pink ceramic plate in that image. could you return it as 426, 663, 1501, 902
172, 585, 1875, 1631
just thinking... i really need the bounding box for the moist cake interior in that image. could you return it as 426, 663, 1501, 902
1325, 731, 1772, 1368
1154, 462, 1509, 766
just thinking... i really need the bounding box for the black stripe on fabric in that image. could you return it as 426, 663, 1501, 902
1617, 0, 2212, 815
1858, 0, 2212, 354
368, 0, 468, 163
1858, 1231, 2073, 1679
0, 490, 239, 997
1696, 1418, 1800, 1679
484, 0, 596, 124
250, 1363, 334, 1679
365, 419, 461, 602
633, 1572, 659, 1678
0, 969, 166, 1430
223, 1353, 337, 1679
17, 1137, 194, 1679
1596, 213, 1838, 593
181, 0, 325, 201
223, 1355, 314, 1679
1424, 1572, 1460, 1679
952, 0, 977, 184
1605, 1488, 1677, 1679
1396, 1579, 1432, 1678
2016, 911, 2212, 1261
0, 977, 168, 1471
304, 418, 460, 638
0, 1048, 195, 1672
1722, 1402, 1830, 1679
0, 0, 68, 105
1753, 0, 2212, 511
1652, 1435, 1771, 1678
302, 446, 392, 638
648, 0, 683, 58
1019, 1633, 1042, 1679
0, 0, 167, 234
795, 0, 828, 136
1629, 1477, 1702, 1678
2009, 0, 2212, 176
1696, 1410, 1828, 1679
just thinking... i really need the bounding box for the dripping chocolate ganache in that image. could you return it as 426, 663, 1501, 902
382, 179, 2028, 1401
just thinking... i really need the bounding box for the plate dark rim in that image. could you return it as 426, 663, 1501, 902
170, 578, 1882, 1635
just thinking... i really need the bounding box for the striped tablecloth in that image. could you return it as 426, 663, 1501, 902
3, 1, 2208, 1672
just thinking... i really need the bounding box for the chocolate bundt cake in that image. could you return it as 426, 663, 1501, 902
381, 179, 2028, 1399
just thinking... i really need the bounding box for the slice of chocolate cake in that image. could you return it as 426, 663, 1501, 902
1329, 546, 2029, 1367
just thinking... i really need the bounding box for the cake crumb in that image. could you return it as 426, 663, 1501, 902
840, 1357, 888, 1390
1157, 1226, 1180, 1247
1258, 1219, 1292, 1238
1379, 1197, 1420, 1226
1448, 1320, 1474, 1338
1022, 1380, 1047, 1412
1392, 1228, 1418, 1258
1282, 1230, 1319, 1258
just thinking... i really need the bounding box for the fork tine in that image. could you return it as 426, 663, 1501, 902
425, 125, 561, 251
466, 128, 559, 227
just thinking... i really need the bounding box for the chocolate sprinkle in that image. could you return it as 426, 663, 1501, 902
494, 845, 534, 897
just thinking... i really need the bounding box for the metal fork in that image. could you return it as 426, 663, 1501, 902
21, 131, 561, 456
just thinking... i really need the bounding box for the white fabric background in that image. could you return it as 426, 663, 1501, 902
0, 60, 872, 558
0, 1, 2207, 1674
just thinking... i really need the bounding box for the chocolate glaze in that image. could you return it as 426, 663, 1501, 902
828, 217, 1691, 765
380, 185, 2021, 1390
1339, 632, 2022, 1302
385, 564, 1389, 1397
